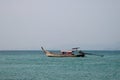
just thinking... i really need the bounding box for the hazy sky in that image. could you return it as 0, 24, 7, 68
0, 0, 120, 50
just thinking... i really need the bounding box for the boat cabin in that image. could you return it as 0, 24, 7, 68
61, 50, 73, 55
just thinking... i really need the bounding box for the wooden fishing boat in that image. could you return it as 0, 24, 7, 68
41, 47, 85, 57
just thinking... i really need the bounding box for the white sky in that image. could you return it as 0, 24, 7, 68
0, 0, 120, 50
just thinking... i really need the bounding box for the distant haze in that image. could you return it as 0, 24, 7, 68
0, 0, 120, 50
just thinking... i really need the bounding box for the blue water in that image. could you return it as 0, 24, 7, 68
0, 50, 120, 80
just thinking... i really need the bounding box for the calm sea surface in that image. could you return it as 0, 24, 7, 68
0, 50, 120, 80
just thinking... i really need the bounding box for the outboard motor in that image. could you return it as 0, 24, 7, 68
79, 50, 85, 57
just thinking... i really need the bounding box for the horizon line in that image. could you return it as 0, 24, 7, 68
0, 49, 120, 51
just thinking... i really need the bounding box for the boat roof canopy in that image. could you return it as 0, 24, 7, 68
72, 47, 80, 49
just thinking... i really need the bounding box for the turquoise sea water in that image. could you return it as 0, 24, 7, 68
0, 50, 120, 80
